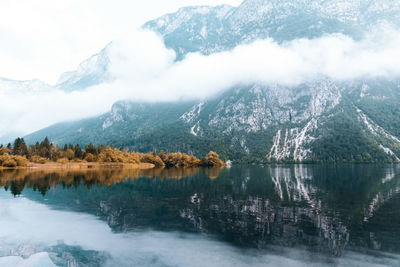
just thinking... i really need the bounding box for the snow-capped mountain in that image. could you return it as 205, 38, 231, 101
144, 0, 400, 58
0, 77, 53, 94
51, 0, 400, 88
19, 0, 400, 162
56, 44, 112, 92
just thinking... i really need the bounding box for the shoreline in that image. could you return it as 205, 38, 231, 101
0, 162, 155, 171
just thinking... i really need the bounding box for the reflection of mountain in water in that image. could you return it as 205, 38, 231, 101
182, 166, 349, 256
181, 165, 400, 256
1, 165, 399, 257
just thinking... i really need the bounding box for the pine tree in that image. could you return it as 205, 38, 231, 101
13, 138, 29, 156
74, 144, 83, 159
85, 144, 97, 155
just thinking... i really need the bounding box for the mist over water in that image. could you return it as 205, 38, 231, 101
0, 165, 400, 266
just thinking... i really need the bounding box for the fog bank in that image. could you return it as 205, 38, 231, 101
1, 26, 400, 138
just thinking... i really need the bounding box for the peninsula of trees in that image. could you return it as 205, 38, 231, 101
0, 137, 226, 169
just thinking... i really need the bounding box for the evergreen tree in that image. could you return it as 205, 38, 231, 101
13, 138, 29, 156
85, 144, 97, 155
74, 144, 83, 159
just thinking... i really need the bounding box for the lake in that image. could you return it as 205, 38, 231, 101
0, 164, 399, 266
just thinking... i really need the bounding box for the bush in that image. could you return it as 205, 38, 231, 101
31, 155, 47, 164
203, 151, 226, 167
14, 156, 28, 166
128, 152, 140, 164
1, 158, 17, 167
64, 149, 75, 160
57, 158, 69, 164
0, 147, 10, 155
139, 154, 165, 167
84, 153, 96, 162
0, 154, 28, 167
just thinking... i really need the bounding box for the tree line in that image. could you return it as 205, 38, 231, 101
0, 137, 226, 168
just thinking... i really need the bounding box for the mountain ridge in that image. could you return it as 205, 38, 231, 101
4, 0, 400, 163
24, 76, 400, 163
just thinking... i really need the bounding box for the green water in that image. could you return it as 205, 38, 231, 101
0, 164, 399, 266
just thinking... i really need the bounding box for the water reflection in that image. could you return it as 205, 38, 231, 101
0, 164, 400, 264
0, 167, 221, 196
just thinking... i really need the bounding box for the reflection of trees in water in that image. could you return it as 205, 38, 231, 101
0, 167, 222, 196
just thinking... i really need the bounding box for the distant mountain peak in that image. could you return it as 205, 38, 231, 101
145, 0, 400, 58
0, 76, 52, 94
56, 43, 113, 92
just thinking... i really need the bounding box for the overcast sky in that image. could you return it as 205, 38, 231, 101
0, 0, 243, 84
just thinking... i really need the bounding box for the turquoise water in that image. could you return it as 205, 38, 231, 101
0, 165, 399, 266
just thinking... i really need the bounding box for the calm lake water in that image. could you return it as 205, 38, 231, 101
0, 165, 400, 266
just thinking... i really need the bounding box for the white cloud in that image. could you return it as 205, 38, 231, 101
1, 25, 400, 139
0, 0, 243, 84
104, 26, 400, 101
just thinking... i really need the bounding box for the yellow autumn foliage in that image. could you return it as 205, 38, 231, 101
0, 154, 28, 167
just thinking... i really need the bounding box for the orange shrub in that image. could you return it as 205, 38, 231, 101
57, 158, 69, 164
31, 155, 47, 164
0, 147, 10, 155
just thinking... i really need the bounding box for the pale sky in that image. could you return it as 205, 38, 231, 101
0, 0, 243, 84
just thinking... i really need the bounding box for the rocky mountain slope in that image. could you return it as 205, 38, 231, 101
55, 44, 112, 92
27, 0, 400, 92
20, 0, 400, 163
24, 77, 400, 163
144, 0, 400, 58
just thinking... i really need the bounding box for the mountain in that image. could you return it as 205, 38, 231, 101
52, 0, 400, 87
23, 0, 400, 163
56, 44, 112, 92
25, 100, 197, 149
24, 77, 400, 163
0, 76, 52, 94
144, 0, 400, 58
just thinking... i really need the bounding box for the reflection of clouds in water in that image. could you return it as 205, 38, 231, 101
0, 253, 55, 267
0, 191, 398, 267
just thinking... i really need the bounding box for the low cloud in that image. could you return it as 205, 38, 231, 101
1, 26, 400, 138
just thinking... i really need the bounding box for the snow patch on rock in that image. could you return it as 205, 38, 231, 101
268, 119, 318, 161
357, 108, 400, 161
